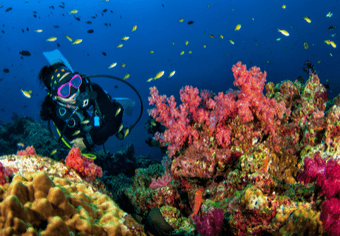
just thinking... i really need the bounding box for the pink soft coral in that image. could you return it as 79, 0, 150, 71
149, 172, 172, 189
65, 147, 102, 180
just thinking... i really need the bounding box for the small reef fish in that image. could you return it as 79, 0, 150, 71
72, 39, 82, 45
150, 50, 154, 54
185, 40, 189, 45
21, 89, 32, 98
304, 42, 309, 49
46, 37, 57, 42
108, 62, 117, 69
50, 149, 57, 155
117, 44, 123, 48
131, 25, 137, 32
282, 5, 286, 9
188, 51, 192, 54
277, 28, 289, 36
326, 11, 333, 17
328, 25, 336, 31
276, 37, 282, 41
115, 107, 121, 116
121, 36, 129, 41
168, 70, 176, 78
180, 51, 185, 55
72, 130, 81, 136
81, 120, 90, 124
34, 29, 43, 33
154, 71, 164, 80
64, 35, 73, 42
17, 142, 25, 148
121, 63, 126, 68
146, 78, 154, 83
69, 10, 78, 15
330, 41, 337, 48
234, 24, 241, 31
304, 16, 311, 23
178, 18, 184, 22
123, 74, 130, 80
220, 35, 224, 39
229, 39, 235, 44
118, 124, 123, 132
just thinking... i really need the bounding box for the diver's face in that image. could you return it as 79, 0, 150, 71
56, 89, 79, 104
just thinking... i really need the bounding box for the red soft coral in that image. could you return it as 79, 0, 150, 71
0, 162, 11, 185
65, 147, 102, 180
149, 172, 172, 189
17, 146, 36, 156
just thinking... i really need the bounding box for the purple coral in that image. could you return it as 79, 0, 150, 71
192, 208, 225, 236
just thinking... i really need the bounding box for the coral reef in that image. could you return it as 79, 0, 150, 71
131, 62, 338, 235
0, 152, 145, 235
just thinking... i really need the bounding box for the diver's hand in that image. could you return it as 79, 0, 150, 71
70, 137, 86, 152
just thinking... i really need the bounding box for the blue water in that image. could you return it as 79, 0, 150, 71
0, 0, 339, 160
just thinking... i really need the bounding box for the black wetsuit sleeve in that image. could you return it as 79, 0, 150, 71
89, 83, 123, 145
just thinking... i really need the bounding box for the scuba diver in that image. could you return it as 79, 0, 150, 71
38, 49, 143, 155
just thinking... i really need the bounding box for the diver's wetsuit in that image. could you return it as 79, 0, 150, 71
52, 83, 123, 149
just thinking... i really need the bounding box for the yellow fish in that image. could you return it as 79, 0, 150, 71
318, 60, 321, 63
330, 41, 337, 48
150, 50, 154, 54
178, 18, 184, 22
21, 89, 32, 98
154, 71, 164, 80
180, 51, 185, 55
219, 35, 224, 39
324, 40, 331, 45
46, 37, 57, 42
50, 149, 57, 155
69, 10, 78, 14
330, 53, 333, 57
150, 119, 156, 126
209, 34, 214, 38
121, 36, 129, 41
188, 51, 192, 54
234, 24, 241, 31
34, 29, 43, 33
252, 17, 254, 21
146, 78, 154, 83
64, 35, 73, 42
276, 37, 282, 41
72, 130, 81, 136
115, 107, 121, 116
172, 42, 175, 45
185, 40, 189, 45
277, 28, 289, 36
123, 74, 130, 80
121, 63, 126, 68
168, 70, 176, 78
229, 39, 235, 44
304, 16, 311, 23
123, 128, 129, 137
118, 124, 123, 132
131, 25, 137, 32
282, 5, 286, 9
326, 11, 333, 17
81, 120, 90, 124
108, 62, 117, 69
117, 44, 123, 48
203, 45, 206, 48
72, 39, 82, 45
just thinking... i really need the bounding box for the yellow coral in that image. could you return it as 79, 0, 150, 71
0, 172, 145, 235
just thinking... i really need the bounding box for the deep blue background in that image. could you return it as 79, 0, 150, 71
0, 0, 339, 160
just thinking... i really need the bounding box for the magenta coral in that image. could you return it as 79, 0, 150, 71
149, 172, 172, 189
192, 208, 225, 236
0, 162, 11, 185
299, 153, 340, 235
65, 147, 102, 180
